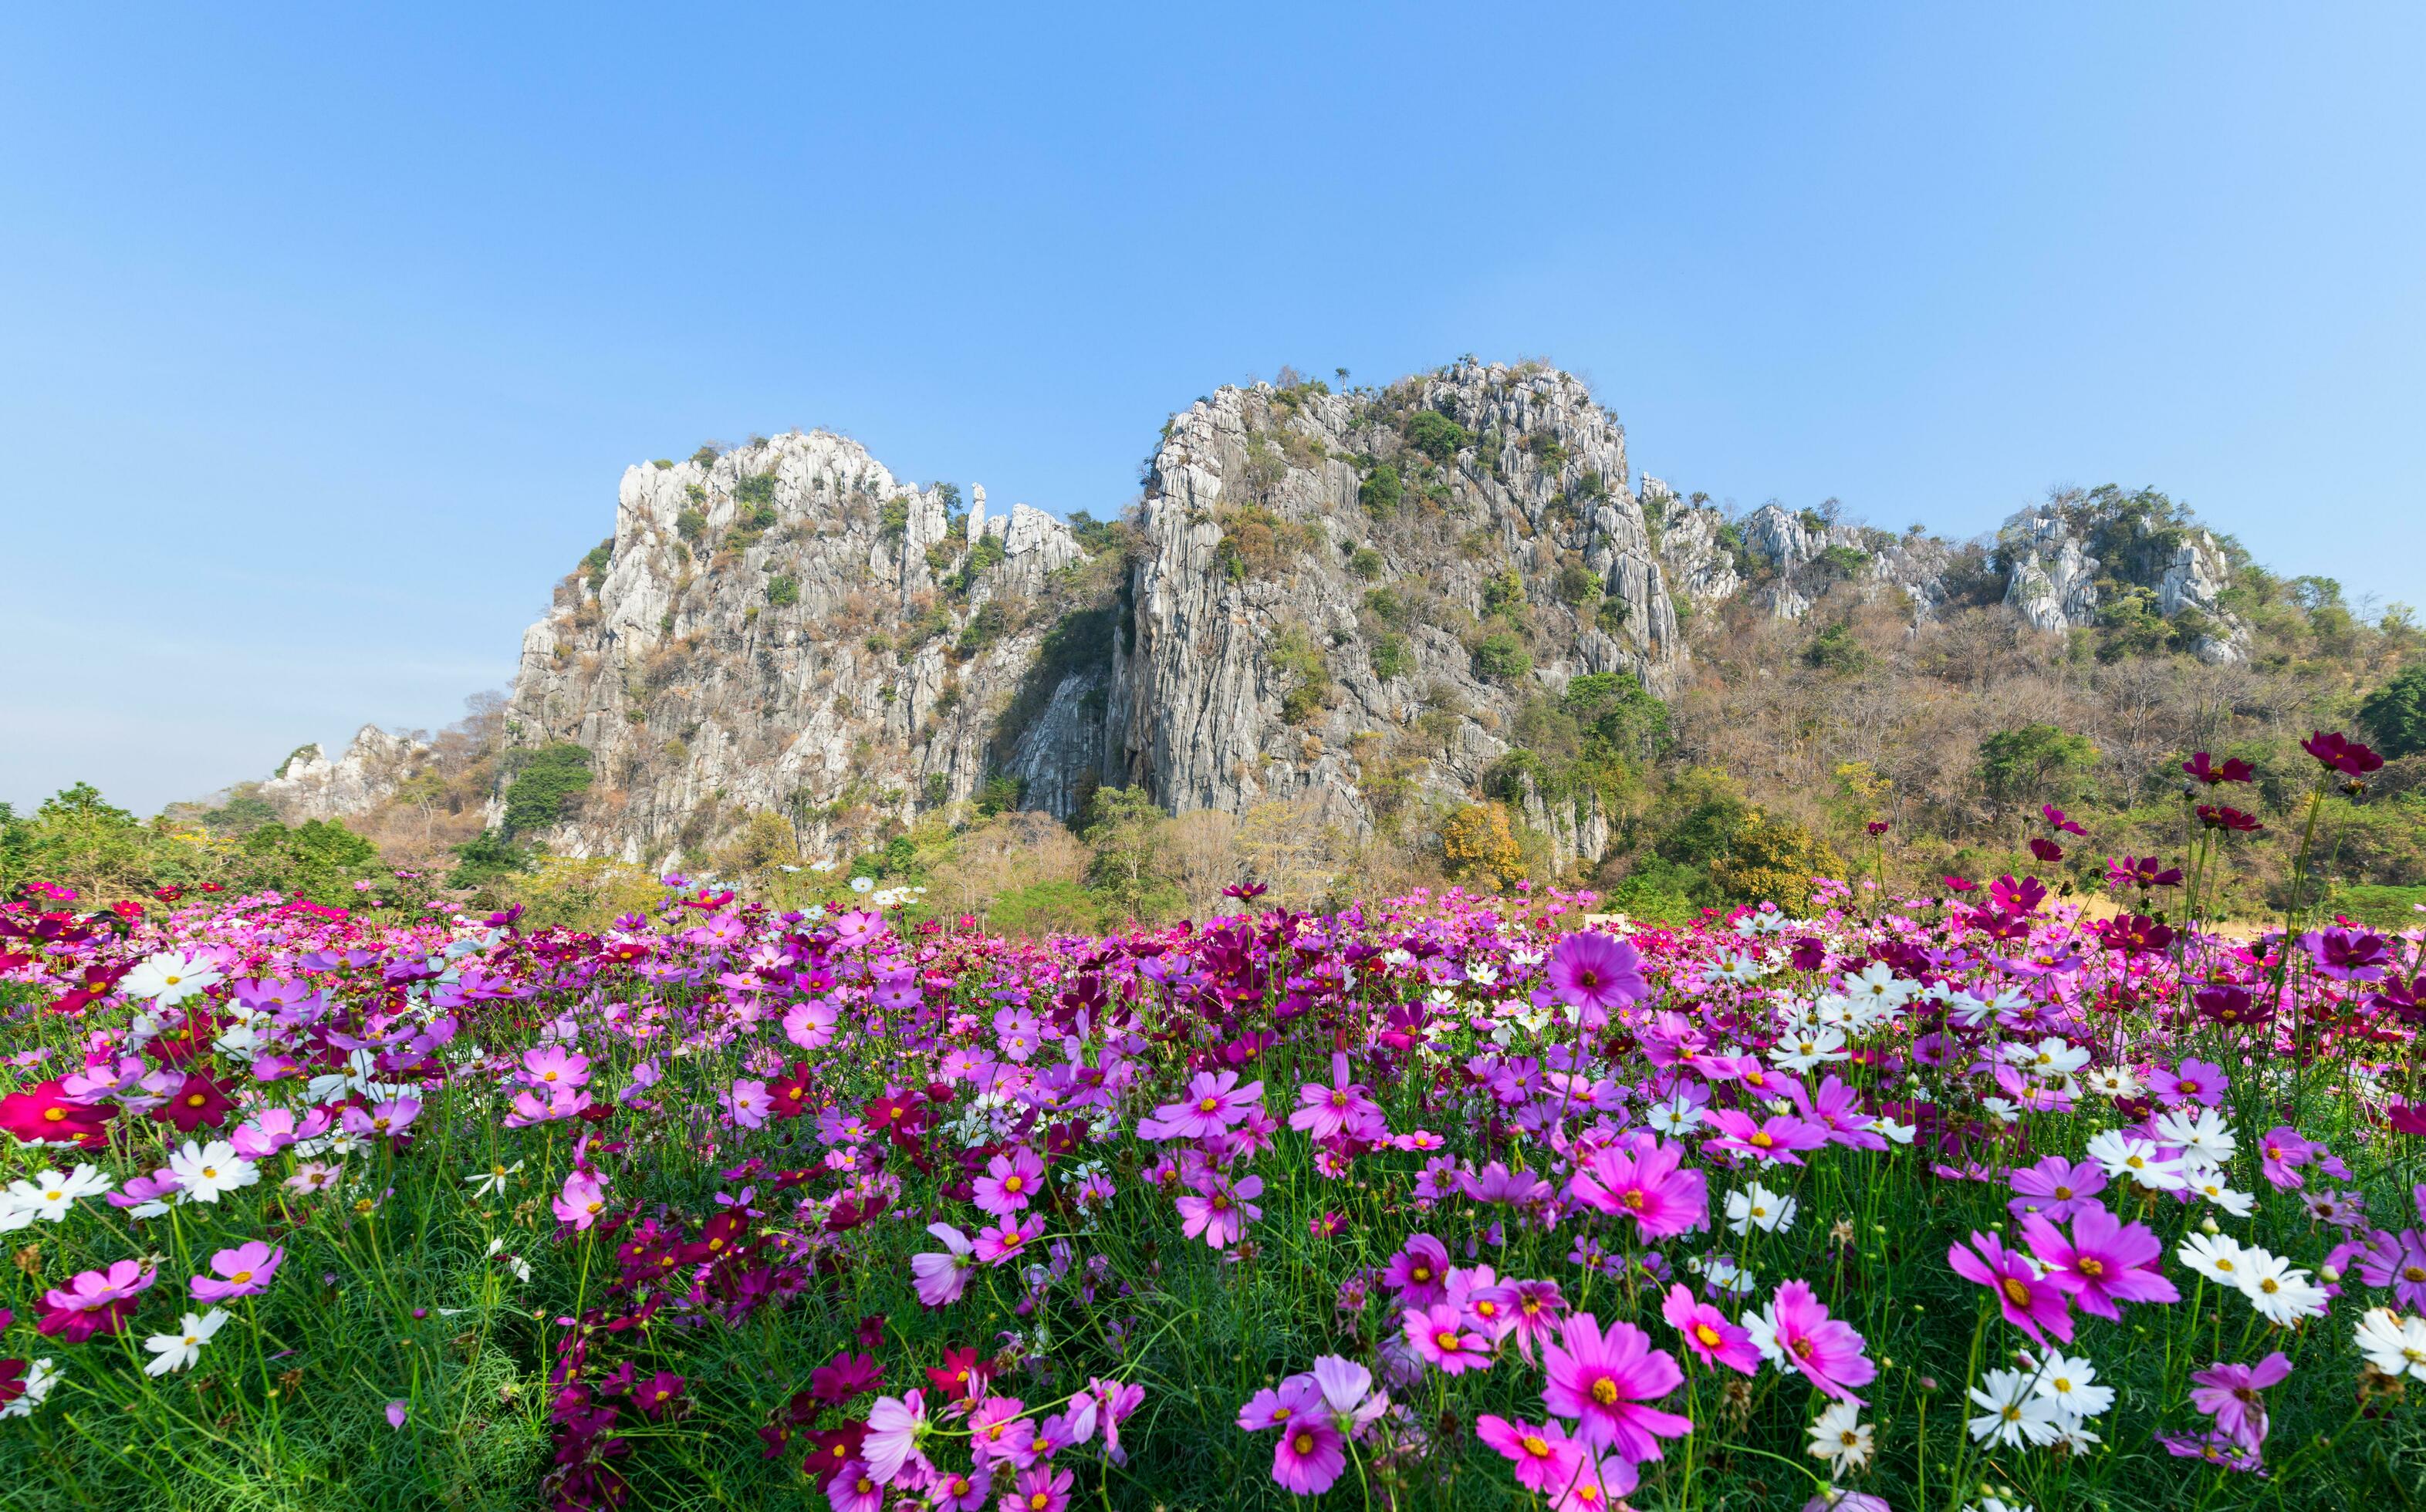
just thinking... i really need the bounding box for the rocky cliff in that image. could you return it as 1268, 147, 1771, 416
261, 726, 430, 820
271, 360, 2262, 868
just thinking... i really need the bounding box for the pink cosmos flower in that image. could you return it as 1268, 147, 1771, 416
1546, 933, 1647, 1023
827, 1460, 883, 1512
1660, 1283, 1760, 1375
2147, 1057, 2227, 1108
552, 1169, 609, 1230
1569, 1136, 1708, 1239
1136, 1070, 1262, 1141
1476, 1414, 1583, 1493
1176, 1170, 1263, 1249
861, 1389, 927, 1485
1381, 1233, 1452, 1306
1758, 1280, 1875, 1402
2019, 1206, 2178, 1320
1701, 1109, 1830, 1167
910, 1223, 976, 1307
972, 1217, 1042, 1266
1269, 1412, 1346, 1495
1501, 1278, 1569, 1362
782, 998, 838, 1051
340, 1097, 420, 1142
1549, 1453, 1638, 1512
2191, 1352, 2292, 1450
1403, 1302, 1492, 1375
2007, 1156, 2107, 1222
1948, 1229, 2073, 1345
520, 1044, 590, 1090
1287, 1051, 1387, 1141
972, 1147, 1045, 1218
1005, 1465, 1072, 1512
39, 1259, 157, 1341
1090, 1378, 1145, 1466
927, 1466, 992, 1509
189, 1240, 283, 1302
1539, 1312, 1691, 1460
1238, 1375, 1322, 1432
2351, 1227, 2426, 1310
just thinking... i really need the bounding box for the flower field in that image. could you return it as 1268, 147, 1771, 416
3, 742, 2425, 1512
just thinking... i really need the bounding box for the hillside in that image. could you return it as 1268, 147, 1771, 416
52, 356, 2417, 926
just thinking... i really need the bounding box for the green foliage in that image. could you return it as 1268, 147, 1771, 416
1978, 723, 2100, 809
1213, 505, 1318, 582
974, 773, 1028, 818
1595, 596, 1631, 635
1481, 567, 1526, 617
955, 601, 1008, 659
1403, 410, 1471, 463
1361, 587, 1407, 627
879, 497, 912, 542
1471, 630, 1532, 683
1066, 510, 1124, 555
734, 471, 776, 508
2360, 663, 2426, 759
1269, 626, 1333, 725
1347, 546, 1385, 581
448, 829, 533, 888
501, 744, 593, 839
0, 784, 209, 900
1805, 619, 1870, 673
1554, 560, 1600, 606
1368, 633, 1412, 682
688, 444, 720, 466
232, 818, 380, 904
764, 574, 799, 607
1081, 785, 1181, 920
674, 508, 708, 545
200, 786, 282, 838
1357, 463, 1403, 518
1818, 543, 1869, 578
580, 537, 614, 592
933, 481, 963, 512
922, 772, 951, 809
988, 878, 1100, 936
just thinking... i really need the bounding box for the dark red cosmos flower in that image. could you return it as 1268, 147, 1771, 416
924, 1346, 993, 1402
1223, 880, 1270, 900
631, 1370, 685, 1419
795, 1421, 865, 1482
2182, 751, 2255, 785
2029, 838, 2065, 863
853, 1313, 886, 1350
2040, 804, 2088, 836
2371, 976, 2426, 1025
1942, 875, 1978, 893
152, 1070, 236, 1133
2097, 914, 2174, 956
1866, 819, 1890, 836
1789, 937, 1827, 972
808, 1351, 884, 1406
2108, 856, 2184, 889
152, 886, 184, 902
766, 1061, 816, 1120
0, 1079, 117, 1149
826, 1193, 888, 1233
862, 1091, 924, 1147
2302, 730, 2384, 777
2194, 984, 2266, 1026
198, 882, 224, 893
2197, 805, 2263, 833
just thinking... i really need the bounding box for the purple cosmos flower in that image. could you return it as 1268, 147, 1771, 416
2191, 1352, 2292, 1450
2007, 1156, 2107, 1222
1700, 1109, 1830, 1167
1546, 933, 1648, 1020
1381, 1233, 1452, 1306
1539, 1312, 1691, 1459
1403, 1302, 1492, 1375
2020, 1207, 2177, 1319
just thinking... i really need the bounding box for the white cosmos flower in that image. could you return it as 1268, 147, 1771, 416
849, 876, 875, 894
1647, 1096, 1707, 1134
2154, 1107, 2238, 1166
808, 859, 838, 873
2009, 1037, 2090, 1079
2024, 1351, 2113, 1416
143, 1309, 230, 1375
2179, 1166, 2255, 1218
2353, 1308, 2426, 1381
2081, 1065, 2143, 1099
121, 952, 223, 1006
1967, 1366, 2062, 1448
0, 1164, 114, 1230
1726, 1183, 1799, 1235
2236, 1249, 2328, 1325
1806, 1399, 1872, 1473
166, 1141, 257, 1203
2177, 1232, 2249, 1286
1771, 1025, 1847, 1073
465, 1159, 525, 1197
2084, 1129, 2187, 1190
0, 1358, 59, 1418
1980, 1095, 2022, 1126
2045, 1413, 2100, 1454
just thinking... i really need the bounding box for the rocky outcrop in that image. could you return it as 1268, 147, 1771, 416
1103, 359, 1687, 862
1996, 489, 2248, 662
260, 726, 429, 820
498, 431, 1106, 862
261, 360, 2273, 871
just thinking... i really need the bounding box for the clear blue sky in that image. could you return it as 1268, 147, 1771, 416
5, 4, 2421, 816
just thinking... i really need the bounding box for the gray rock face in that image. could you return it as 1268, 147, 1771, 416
261, 726, 428, 820
1997, 496, 2248, 661
268, 362, 2272, 872
498, 430, 1099, 861
1101, 359, 1686, 866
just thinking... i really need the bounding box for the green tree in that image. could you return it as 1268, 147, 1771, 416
502, 744, 594, 838
1357, 464, 1403, 518
2360, 663, 2426, 760
1082, 786, 1179, 921
1471, 631, 1532, 683
1978, 724, 2100, 810
1404, 410, 1471, 463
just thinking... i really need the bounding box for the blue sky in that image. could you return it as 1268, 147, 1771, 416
4, 4, 2421, 815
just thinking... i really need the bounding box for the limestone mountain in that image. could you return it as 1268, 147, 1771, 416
259, 359, 2269, 869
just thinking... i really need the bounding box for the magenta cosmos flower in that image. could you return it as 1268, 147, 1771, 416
1759, 1280, 1875, 1402
189, 1240, 284, 1302
1381, 1233, 1452, 1306
2019, 1207, 2178, 1320
1177, 1169, 1263, 1249
1948, 1230, 2073, 1345
2191, 1352, 2292, 1450
1287, 1051, 1387, 1141
1569, 1137, 1708, 1240
1136, 1070, 1263, 1141
39, 1259, 157, 1341
1269, 1412, 1346, 1495
1403, 1302, 1492, 1375
1660, 1284, 1760, 1375
910, 1222, 975, 1307
1701, 1109, 1829, 1167
972, 1147, 1045, 1218
1539, 1313, 1691, 1460
1546, 933, 1648, 1018
551, 1169, 608, 1230
2007, 1156, 2107, 1223
1476, 1413, 1582, 1493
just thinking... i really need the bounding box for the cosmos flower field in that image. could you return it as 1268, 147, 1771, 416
3, 741, 2425, 1511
